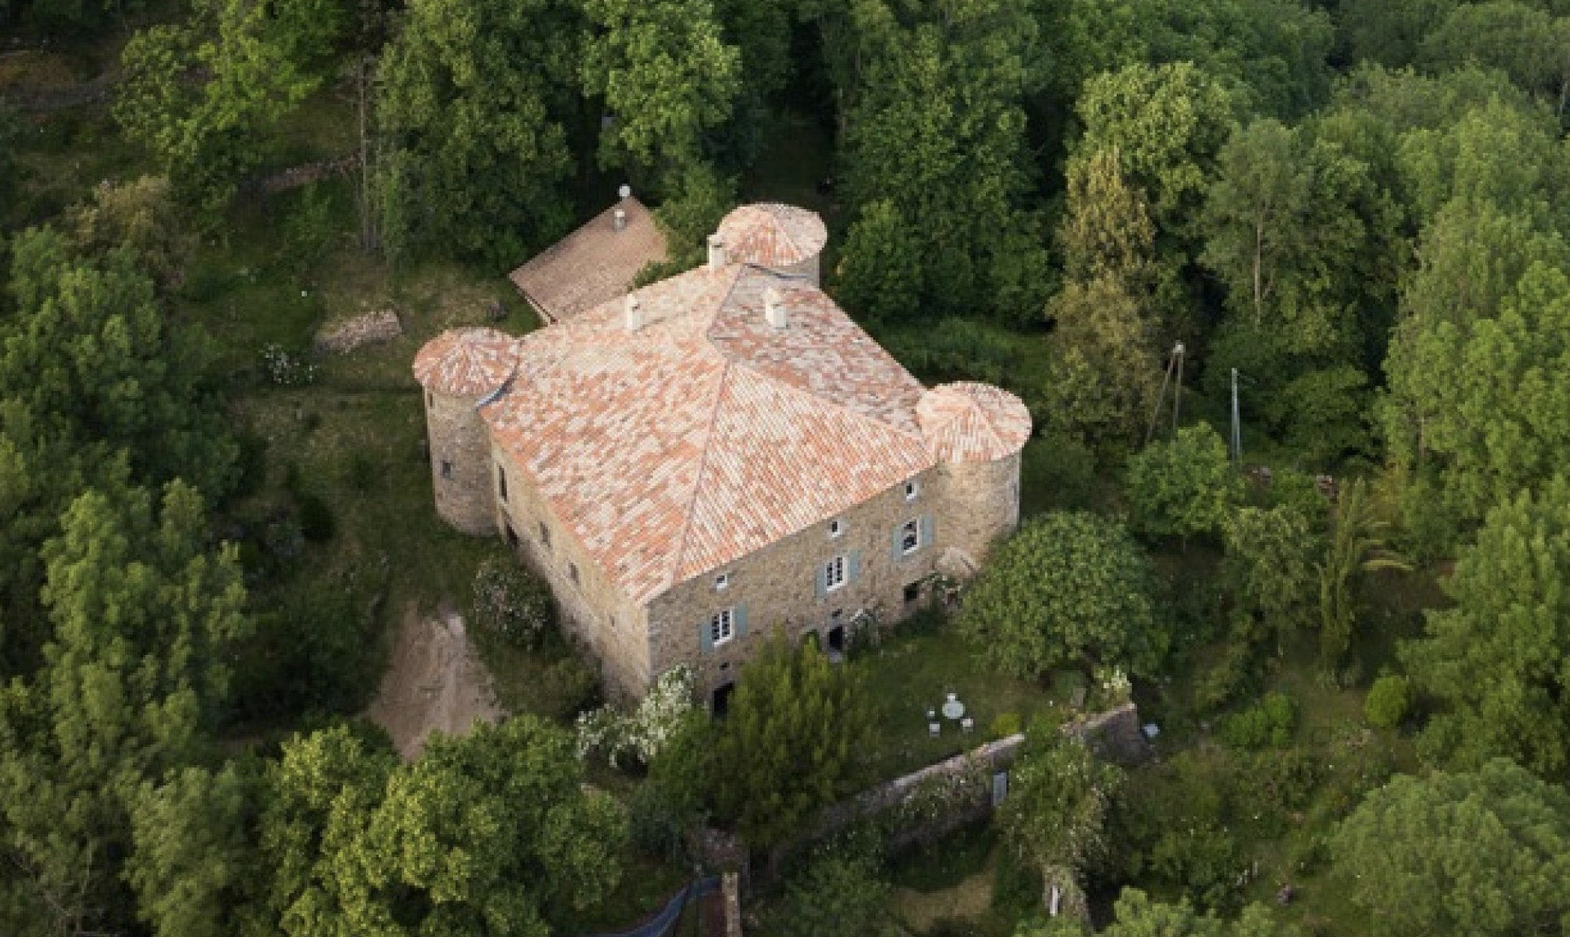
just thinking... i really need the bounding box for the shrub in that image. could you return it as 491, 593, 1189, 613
471, 557, 553, 649
343, 450, 379, 492
538, 656, 600, 720
1364, 674, 1412, 729
989, 712, 1022, 740
1219, 692, 1297, 749
625, 783, 690, 864
297, 493, 336, 543
260, 343, 318, 386
576, 666, 696, 769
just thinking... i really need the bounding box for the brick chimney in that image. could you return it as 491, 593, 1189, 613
707, 235, 727, 270
764, 286, 787, 329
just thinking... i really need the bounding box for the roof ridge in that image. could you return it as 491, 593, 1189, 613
665, 357, 737, 593
764, 204, 807, 259
731, 355, 928, 444
663, 266, 751, 589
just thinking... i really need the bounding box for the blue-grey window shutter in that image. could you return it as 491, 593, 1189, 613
921, 513, 934, 551
891, 526, 904, 563
848, 550, 862, 583
735, 604, 748, 639
815, 562, 827, 598
699, 617, 713, 652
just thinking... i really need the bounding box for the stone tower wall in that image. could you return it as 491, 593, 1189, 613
422, 389, 497, 535
935, 450, 1022, 568
778, 253, 821, 287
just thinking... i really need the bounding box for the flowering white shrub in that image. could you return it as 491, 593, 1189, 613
1095, 665, 1132, 707
576, 665, 695, 768
471, 558, 552, 648
260, 343, 317, 386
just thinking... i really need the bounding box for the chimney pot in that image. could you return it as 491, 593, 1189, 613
764, 287, 787, 329
613, 207, 627, 231
624, 295, 642, 331
618, 183, 632, 200
707, 235, 727, 271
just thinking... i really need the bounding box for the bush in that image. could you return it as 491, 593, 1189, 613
1219, 692, 1297, 749
625, 783, 690, 864
1364, 675, 1412, 729
297, 493, 336, 543
343, 450, 379, 492
471, 557, 553, 649
989, 712, 1022, 740
538, 655, 600, 721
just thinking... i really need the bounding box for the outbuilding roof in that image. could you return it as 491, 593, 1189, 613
509, 197, 669, 323
412, 327, 519, 396
715, 203, 827, 269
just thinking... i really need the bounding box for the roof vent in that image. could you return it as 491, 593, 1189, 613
764, 287, 787, 329
624, 294, 642, 331
707, 235, 727, 271
613, 207, 627, 231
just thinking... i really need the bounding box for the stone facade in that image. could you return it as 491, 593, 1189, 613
489, 442, 653, 697
422, 389, 497, 535
647, 466, 949, 698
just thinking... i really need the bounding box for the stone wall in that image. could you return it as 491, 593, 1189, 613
647, 466, 947, 701
776, 253, 821, 288
423, 390, 497, 535
1062, 701, 1149, 766
315, 309, 402, 355
490, 443, 652, 699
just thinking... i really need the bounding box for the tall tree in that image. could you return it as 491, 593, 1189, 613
116, 0, 341, 216
1383, 240, 1570, 528
959, 512, 1165, 679
998, 736, 1121, 914
1402, 477, 1570, 777
1421, 1, 1570, 118
1330, 760, 1570, 935
1224, 504, 1320, 653
582, 0, 742, 181
712, 634, 871, 848
0, 482, 251, 937
1043, 277, 1162, 451
264, 717, 626, 937
1124, 424, 1245, 544
834, 0, 1049, 323
377, 0, 583, 266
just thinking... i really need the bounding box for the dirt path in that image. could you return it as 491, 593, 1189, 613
891, 857, 996, 933
366, 601, 502, 760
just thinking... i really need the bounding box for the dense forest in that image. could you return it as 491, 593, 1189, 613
2, 0, 1570, 935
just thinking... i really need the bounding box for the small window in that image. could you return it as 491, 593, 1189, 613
715, 573, 730, 591
901, 519, 921, 554
426, 390, 433, 408
904, 480, 920, 501
497, 465, 509, 501
903, 582, 922, 604
538, 521, 551, 547
828, 519, 844, 538
569, 563, 580, 585
825, 555, 847, 592
711, 608, 735, 646
440, 460, 453, 479
505, 523, 519, 548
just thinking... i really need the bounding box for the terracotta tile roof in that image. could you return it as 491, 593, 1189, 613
715, 203, 827, 269
482, 263, 957, 605
412, 327, 520, 396
917, 383, 1033, 462
509, 197, 669, 323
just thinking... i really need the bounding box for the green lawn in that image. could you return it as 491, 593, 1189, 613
851, 619, 1068, 782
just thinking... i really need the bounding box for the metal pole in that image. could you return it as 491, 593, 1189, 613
1231, 367, 1242, 463
1171, 343, 1185, 434
1145, 347, 1176, 445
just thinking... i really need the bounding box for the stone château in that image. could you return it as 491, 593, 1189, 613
414, 200, 1030, 707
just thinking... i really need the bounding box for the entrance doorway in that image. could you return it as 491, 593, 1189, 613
827, 625, 845, 654
712, 681, 736, 716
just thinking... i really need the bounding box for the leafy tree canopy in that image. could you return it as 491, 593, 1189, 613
712, 633, 872, 847
1124, 424, 1244, 543
1329, 760, 1570, 936
1402, 477, 1570, 777
960, 512, 1165, 679
377, 0, 583, 267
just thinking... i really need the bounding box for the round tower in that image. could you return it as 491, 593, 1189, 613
917, 382, 1033, 569
412, 327, 520, 535
715, 203, 828, 286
